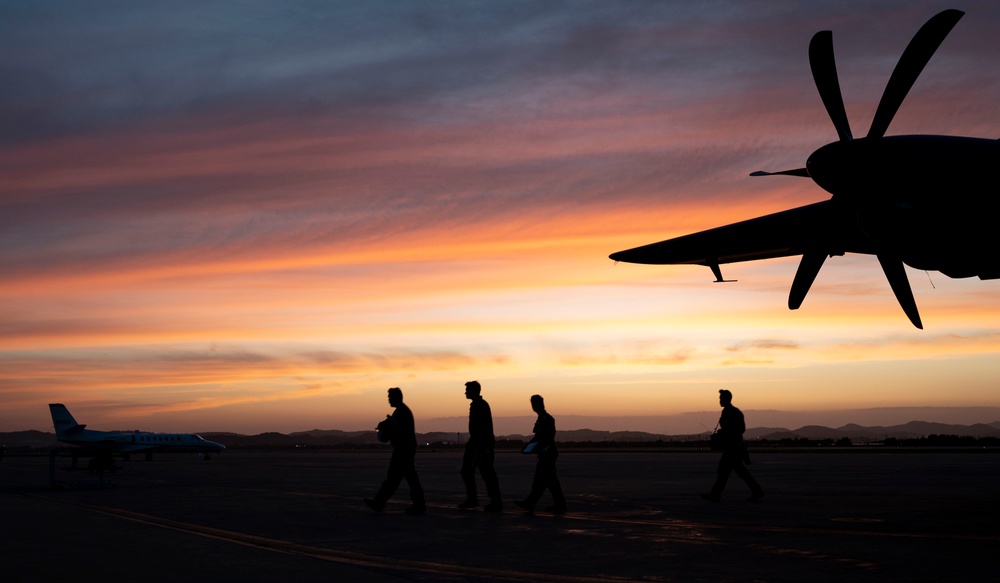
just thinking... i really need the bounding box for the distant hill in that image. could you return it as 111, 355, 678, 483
0, 430, 58, 449
430, 407, 1000, 436
499, 429, 684, 443
750, 420, 1000, 441
3, 419, 999, 451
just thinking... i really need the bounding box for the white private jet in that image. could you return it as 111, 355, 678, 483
50, 403, 225, 462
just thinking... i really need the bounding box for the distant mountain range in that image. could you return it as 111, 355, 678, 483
4, 420, 999, 450
745, 420, 1000, 441
498, 421, 1000, 443
430, 407, 1000, 436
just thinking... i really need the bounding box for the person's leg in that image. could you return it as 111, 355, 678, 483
480, 449, 502, 508
543, 453, 565, 511
518, 457, 548, 510
705, 450, 736, 501
459, 447, 479, 507
369, 452, 405, 510
733, 459, 763, 498
399, 449, 425, 512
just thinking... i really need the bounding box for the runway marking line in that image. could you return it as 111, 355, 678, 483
19, 491, 649, 583
263, 488, 1000, 543
21, 486, 999, 582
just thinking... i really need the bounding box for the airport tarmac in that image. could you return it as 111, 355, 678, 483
2, 448, 999, 582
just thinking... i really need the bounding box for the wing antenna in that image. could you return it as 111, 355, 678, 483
709, 262, 737, 283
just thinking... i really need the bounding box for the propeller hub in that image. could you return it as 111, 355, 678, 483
806, 139, 872, 199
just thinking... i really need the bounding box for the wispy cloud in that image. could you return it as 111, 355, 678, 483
726, 340, 800, 352
3, 2, 1000, 432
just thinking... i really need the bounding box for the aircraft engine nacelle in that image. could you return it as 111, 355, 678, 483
806, 136, 998, 204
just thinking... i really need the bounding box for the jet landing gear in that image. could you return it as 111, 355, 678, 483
87, 453, 119, 474
49, 449, 116, 490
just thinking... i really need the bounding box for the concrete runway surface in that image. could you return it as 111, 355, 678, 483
2, 449, 999, 582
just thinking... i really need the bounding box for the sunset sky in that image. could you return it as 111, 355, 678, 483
3, 1, 1000, 435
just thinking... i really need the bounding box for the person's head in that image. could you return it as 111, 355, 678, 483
718, 389, 733, 407
464, 380, 481, 400
387, 387, 403, 407
530, 394, 545, 413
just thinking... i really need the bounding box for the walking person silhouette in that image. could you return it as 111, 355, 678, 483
702, 389, 764, 502
458, 380, 503, 511
515, 395, 566, 514
365, 387, 426, 514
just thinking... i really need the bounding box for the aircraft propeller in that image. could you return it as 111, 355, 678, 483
866, 9, 964, 140
809, 30, 853, 142
751, 9, 964, 329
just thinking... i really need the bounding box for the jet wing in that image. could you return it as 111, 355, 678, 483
87, 437, 156, 454
118, 444, 159, 453
609, 200, 871, 269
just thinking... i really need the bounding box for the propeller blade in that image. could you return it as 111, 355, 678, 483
866, 9, 964, 139
809, 30, 853, 141
788, 251, 827, 310
876, 254, 923, 329
750, 168, 809, 177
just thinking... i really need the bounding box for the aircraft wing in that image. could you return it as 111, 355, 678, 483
77, 437, 156, 454
117, 443, 159, 454
609, 200, 871, 269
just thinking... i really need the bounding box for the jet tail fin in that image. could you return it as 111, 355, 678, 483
49, 403, 86, 436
